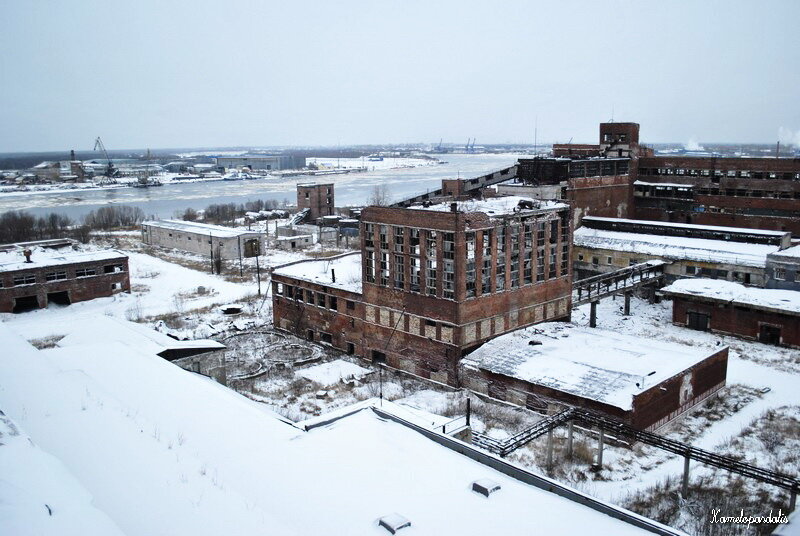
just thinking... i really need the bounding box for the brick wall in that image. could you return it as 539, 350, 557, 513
671, 296, 800, 348
0, 256, 130, 313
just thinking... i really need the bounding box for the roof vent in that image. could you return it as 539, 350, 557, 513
23, 249, 32, 263
528, 340, 542, 346
472, 478, 501, 497
378, 514, 411, 534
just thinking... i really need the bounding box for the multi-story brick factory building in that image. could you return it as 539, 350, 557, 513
0, 246, 130, 313
272, 195, 573, 386
297, 183, 335, 221
634, 156, 800, 235
545, 121, 800, 236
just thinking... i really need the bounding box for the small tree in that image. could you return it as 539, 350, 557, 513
368, 183, 391, 206
182, 208, 198, 221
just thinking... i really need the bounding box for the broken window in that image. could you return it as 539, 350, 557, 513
104, 264, 124, 274
409, 228, 421, 255
364, 223, 375, 248
394, 226, 405, 253
443, 232, 455, 260
443, 260, 455, 299
379, 225, 389, 250
495, 227, 506, 291
380, 252, 389, 286
410, 256, 421, 292
365, 250, 375, 283
774, 268, 786, 281
465, 232, 476, 297
536, 248, 545, 282
317, 293, 326, 307
481, 231, 492, 294
394, 255, 404, 289
13, 274, 36, 286
45, 271, 67, 282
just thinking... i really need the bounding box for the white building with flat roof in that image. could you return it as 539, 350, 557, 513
141, 220, 264, 261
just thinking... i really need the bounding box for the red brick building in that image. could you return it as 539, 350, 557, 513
661, 278, 800, 348
461, 323, 728, 430
503, 122, 800, 237
272, 196, 573, 386
297, 183, 335, 220
0, 248, 130, 313
634, 156, 800, 235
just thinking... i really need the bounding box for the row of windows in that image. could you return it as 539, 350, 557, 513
275, 283, 356, 312
166, 232, 212, 244
695, 188, 799, 199
364, 217, 569, 297
3, 264, 122, 288
641, 168, 800, 180
366, 305, 454, 344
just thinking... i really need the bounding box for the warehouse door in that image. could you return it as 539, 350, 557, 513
759, 325, 781, 346
12, 295, 39, 313
687, 311, 709, 331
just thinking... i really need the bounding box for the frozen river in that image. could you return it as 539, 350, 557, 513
0, 153, 524, 220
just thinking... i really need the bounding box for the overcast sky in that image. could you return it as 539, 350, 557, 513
1, 0, 799, 152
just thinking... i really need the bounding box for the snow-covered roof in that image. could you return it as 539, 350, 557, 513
581, 216, 788, 238
573, 227, 779, 267
463, 323, 718, 410
770, 244, 800, 260
142, 219, 262, 238
272, 252, 362, 294
408, 196, 568, 216
0, 322, 667, 535
661, 279, 800, 315
0, 248, 127, 273
56, 316, 225, 355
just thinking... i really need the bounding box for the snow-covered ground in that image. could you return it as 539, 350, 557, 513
0, 323, 666, 536
0, 413, 125, 536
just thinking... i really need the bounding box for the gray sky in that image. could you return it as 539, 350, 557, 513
1, 0, 799, 152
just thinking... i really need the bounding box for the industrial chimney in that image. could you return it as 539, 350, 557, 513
23, 249, 32, 263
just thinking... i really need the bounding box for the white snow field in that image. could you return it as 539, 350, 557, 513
0, 413, 125, 536
0, 321, 678, 535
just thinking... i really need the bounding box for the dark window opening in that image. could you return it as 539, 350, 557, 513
306, 329, 314, 341
371, 350, 386, 364
320, 332, 332, 344
346, 342, 355, 355
687, 312, 709, 332
759, 325, 781, 345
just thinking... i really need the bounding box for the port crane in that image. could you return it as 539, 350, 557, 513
93, 137, 118, 177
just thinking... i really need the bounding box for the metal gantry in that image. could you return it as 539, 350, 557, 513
472, 406, 799, 508
572, 260, 667, 307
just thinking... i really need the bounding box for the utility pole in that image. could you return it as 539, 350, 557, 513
255, 255, 262, 296
209, 233, 214, 274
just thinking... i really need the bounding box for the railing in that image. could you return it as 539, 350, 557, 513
573, 260, 667, 306
471, 406, 800, 497
439, 415, 468, 435
472, 409, 574, 457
